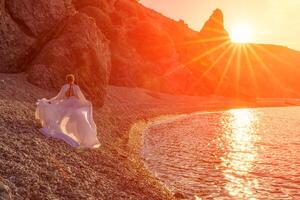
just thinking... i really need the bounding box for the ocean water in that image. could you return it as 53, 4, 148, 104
142, 107, 300, 199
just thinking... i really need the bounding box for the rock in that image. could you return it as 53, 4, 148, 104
0, 0, 75, 73
2, 0, 300, 101
127, 19, 179, 70
199, 9, 230, 46
5, 0, 75, 36
0, 181, 11, 200
79, 6, 115, 38
173, 191, 186, 199
0, 0, 35, 72
27, 13, 111, 106
107, 3, 182, 91
73, 0, 115, 13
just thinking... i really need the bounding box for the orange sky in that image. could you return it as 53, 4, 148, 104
140, 0, 300, 51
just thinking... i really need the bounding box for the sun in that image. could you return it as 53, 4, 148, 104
229, 24, 253, 43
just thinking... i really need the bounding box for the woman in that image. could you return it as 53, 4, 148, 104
36, 74, 100, 148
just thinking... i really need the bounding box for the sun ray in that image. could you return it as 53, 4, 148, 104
252, 45, 300, 96
201, 44, 235, 78
215, 45, 238, 94
166, 33, 230, 50
235, 45, 242, 96
247, 46, 274, 76
184, 44, 235, 94
242, 44, 259, 97
185, 40, 231, 66
174, 36, 230, 47
201, 27, 230, 35
254, 45, 300, 72
229, 24, 253, 43
163, 38, 231, 78
247, 45, 285, 89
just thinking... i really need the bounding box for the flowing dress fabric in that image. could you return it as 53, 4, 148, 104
36, 84, 100, 148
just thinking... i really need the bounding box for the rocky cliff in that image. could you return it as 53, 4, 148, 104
0, 0, 110, 105
1, 0, 300, 102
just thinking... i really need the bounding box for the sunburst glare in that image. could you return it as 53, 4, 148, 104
230, 24, 253, 43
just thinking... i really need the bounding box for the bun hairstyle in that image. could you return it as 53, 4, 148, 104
66, 74, 75, 84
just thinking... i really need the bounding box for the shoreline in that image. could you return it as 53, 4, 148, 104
0, 73, 299, 199
126, 104, 300, 199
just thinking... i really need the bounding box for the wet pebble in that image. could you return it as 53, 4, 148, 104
0, 181, 12, 200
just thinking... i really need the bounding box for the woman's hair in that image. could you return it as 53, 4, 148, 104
66, 74, 75, 84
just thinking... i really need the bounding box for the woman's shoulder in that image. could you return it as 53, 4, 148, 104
62, 84, 79, 87
61, 84, 70, 89
61, 84, 68, 88
73, 84, 80, 89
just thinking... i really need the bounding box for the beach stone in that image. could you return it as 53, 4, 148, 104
0, 181, 11, 200
173, 191, 186, 199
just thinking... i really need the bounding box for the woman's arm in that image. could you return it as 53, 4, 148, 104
49, 85, 67, 103
75, 85, 91, 105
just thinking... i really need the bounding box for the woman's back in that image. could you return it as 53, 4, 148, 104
36, 80, 99, 148
65, 84, 76, 98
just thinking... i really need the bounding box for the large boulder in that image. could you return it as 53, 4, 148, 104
79, 6, 115, 38
27, 13, 111, 106
0, 0, 35, 72
0, 0, 75, 72
5, 0, 75, 36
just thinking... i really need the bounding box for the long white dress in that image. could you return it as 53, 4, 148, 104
36, 84, 100, 148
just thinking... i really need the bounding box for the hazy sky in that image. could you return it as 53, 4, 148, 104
140, 0, 300, 51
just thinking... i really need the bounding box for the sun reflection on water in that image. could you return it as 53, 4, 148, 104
220, 109, 259, 199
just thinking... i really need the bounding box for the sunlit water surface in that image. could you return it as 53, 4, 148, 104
142, 107, 300, 199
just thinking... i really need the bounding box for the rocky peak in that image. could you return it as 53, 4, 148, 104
199, 8, 230, 43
